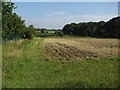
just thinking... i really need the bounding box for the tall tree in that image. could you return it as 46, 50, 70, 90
62, 16, 120, 38
2, 2, 26, 36
104, 16, 120, 38
87, 22, 98, 37
95, 21, 106, 37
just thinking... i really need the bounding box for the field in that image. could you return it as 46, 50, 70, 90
2, 37, 119, 88
44, 38, 118, 60
36, 31, 55, 34
48, 31, 55, 34
35, 31, 55, 37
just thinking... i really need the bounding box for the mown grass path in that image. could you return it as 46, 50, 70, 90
2, 37, 119, 88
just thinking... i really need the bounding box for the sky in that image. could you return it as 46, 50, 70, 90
11, 0, 120, 2
13, 2, 118, 29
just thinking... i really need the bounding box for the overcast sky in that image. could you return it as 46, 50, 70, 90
13, 2, 118, 29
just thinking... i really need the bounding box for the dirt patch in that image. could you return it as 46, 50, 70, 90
44, 38, 118, 60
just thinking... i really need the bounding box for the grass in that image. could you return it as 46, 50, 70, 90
48, 31, 55, 34
36, 31, 55, 34
2, 37, 119, 88
45, 35, 118, 40
35, 31, 55, 37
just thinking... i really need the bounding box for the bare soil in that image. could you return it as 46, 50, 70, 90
44, 38, 118, 60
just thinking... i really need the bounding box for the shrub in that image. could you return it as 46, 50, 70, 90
41, 29, 45, 34
55, 31, 58, 34
24, 25, 36, 39
69, 32, 73, 35
59, 31, 64, 37
29, 34, 35, 39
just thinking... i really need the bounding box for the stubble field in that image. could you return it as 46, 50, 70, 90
44, 38, 118, 60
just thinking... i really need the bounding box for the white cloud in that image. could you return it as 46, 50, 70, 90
64, 14, 117, 22
24, 14, 118, 29
46, 12, 66, 16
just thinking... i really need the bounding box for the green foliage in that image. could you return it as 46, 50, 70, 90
95, 21, 106, 37
2, 2, 26, 37
104, 16, 120, 38
2, 2, 36, 40
62, 22, 100, 37
58, 31, 64, 37
24, 25, 36, 39
69, 32, 73, 35
41, 28, 45, 33
55, 31, 58, 34
62, 17, 120, 38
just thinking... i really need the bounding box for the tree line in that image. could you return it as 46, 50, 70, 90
2, 2, 36, 39
2, 2, 120, 39
62, 16, 120, 38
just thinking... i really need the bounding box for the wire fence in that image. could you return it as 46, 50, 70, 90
2, 35, 23, 43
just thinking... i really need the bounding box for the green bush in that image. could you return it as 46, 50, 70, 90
24, 25, 36, 39
59, 31, 64, 37
69, 32, 73, 35
29, 34, 34, 39
41, 29, 45, 34
55, 31, 58, 34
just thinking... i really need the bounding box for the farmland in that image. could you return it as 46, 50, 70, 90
1, 2, 120, 88
35, 31, 55, 37
2, 37, 119, 88
44, 38, 118, 60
